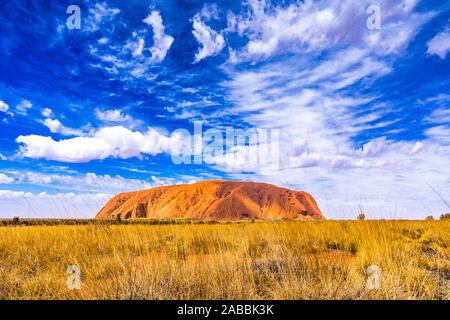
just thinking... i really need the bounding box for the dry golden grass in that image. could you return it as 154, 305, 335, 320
0, 220, 448, 300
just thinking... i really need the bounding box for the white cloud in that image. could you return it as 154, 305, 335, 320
0, 172, 180, 218
16, 126, 183, 163
426, 107, 450, 125
125, 36, 145, 57
0, 100, 9, 112
227, 0, 432, 61
95, 109, 132, 122
230, 141, 450, 220
16, 99, 32, 114
84, 2, 120, 32
41, 108, 52, 117
0, 190, 32, 199
192, 12, 225, 62
98, 37, 109, 44
0, 173, 14, 184
0, 190, 111, 218
427, 27, 450, 59
43, 118, 84, 136
200, 3, 220, 21
143, 11, 174, 63
2, 170, 168, 193
89, 10, 173, 80
219, 7, 450, 219
425, 125, 450, 144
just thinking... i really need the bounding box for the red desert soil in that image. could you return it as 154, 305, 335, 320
96, 180, 324, 220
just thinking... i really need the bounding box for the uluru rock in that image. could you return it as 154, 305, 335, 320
96, 180, 324, 220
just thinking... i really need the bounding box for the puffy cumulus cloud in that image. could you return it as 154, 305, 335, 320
192, 9, 225, 62
427, 27, 450, 59
0, 173, 14, 184
222, 134, 450, 220
43, 118, 84, 136
2, 170, 169, 193
0, 171, 182, 218
95, 109, 131, 122
226, 0, 433, 61
229, 140, 450, 220
16, 126, 183, 163
0, 190, 33, 199
41, 108, 52, 117
143, 11, 175, 63
0, 100, 9, 112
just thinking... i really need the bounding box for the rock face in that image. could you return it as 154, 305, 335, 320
96, 180, 324, 220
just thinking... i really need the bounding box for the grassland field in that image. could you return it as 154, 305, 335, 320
0, 219, 448, 300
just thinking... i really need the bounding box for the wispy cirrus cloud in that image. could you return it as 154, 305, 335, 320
222, 0, 434, 62
84, 2, 120, 32
0, 0, 448, 220
89, 8, 173, 80
211, 0, 449, 219
15, 99, 32, 115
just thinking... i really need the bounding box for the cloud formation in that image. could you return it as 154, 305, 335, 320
1, 0, 448, 219
43, 118, 84, 136
15, 99, 32, 115
0, 100, 9, 112
16, 126, 182, 163
84, 2, 120, 32
0, 190, 111, 218
427, 27, 450, 59
192, 10, 225, 62
226, 0, 432, 61
143, 11, 175, 63
89, 9, 174, 80
95, 109, 132, 122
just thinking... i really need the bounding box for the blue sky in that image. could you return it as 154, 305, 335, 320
0, 0, 449, 219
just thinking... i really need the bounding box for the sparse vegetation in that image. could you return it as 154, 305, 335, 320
357, 213, 366, 220
425, 216, 435, 221
0, 220, 448, 300
440, 213, 450, 220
